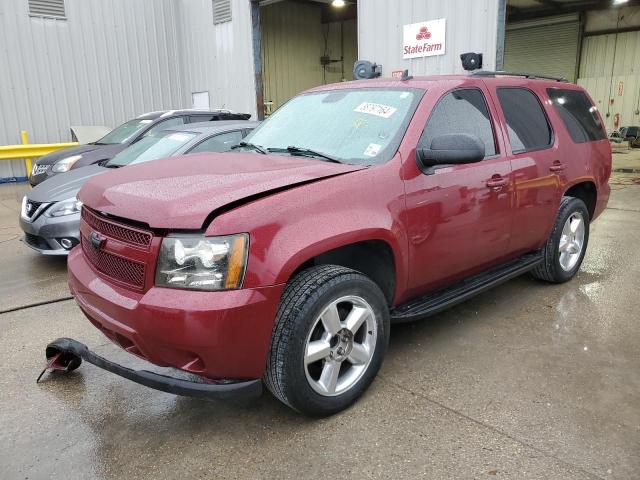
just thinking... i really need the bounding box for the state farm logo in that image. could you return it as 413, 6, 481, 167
403, 18, 446, 59
415, 26, 432, 41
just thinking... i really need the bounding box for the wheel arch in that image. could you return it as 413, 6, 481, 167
563, 180, 597, 219
275, 233, 401, 306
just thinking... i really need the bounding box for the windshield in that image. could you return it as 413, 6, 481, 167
105, 131, 197, 167
96, 119, 154, 144
244, 88, 423, 165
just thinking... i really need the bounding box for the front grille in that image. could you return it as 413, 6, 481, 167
82, 207, 152, 248
81, 236, 146, 289
24, 199, 48, 220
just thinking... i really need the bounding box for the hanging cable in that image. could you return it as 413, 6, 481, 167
606, 12, 623, 118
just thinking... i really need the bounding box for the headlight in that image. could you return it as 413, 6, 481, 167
51, 155, 83, 173
45, 197, 83, 217
156, 234, 248, 291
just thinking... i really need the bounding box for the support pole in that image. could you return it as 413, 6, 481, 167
21, 130, 32, 178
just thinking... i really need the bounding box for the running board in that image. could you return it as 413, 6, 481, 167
390, 252, 543, 323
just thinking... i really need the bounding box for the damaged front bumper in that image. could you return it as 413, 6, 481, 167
39, 337, 262, 400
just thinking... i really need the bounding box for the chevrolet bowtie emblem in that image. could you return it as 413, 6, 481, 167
89, 231, 106, 249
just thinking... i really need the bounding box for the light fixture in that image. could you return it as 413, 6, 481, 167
331, 0, 346, 7
613, 0, 629, 5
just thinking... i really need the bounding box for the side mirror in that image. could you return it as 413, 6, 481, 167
417, 133, 485, 173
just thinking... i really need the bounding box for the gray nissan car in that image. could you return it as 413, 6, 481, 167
20, 121, 258, 255
29, 109, 251, 186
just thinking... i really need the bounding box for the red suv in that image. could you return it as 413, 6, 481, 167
57, 73, 611, 416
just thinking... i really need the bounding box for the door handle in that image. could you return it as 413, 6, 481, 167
549, 162, 566, 173
486, 176, 508, 189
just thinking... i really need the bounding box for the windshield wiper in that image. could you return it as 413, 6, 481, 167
269, 146, 342, 164
230, 142, 268, 154
104, 163, 124, 168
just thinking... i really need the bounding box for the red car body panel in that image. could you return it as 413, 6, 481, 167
68, 246, 285, 379
70, 75, 612, 381
78, 153, 365, 229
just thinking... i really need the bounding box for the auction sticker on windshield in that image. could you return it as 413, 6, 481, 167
355, 102, 397, 118
363, 143, 382, 157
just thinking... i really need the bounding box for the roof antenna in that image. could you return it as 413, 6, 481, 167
401, 69, 413, 81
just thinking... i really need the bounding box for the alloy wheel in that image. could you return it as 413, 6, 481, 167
304, 295, 378, 397
558, 212, 585, 271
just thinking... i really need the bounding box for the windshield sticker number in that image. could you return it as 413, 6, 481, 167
399, 92, 410, 99
363, 143, 382, 157
355, 102, 397, 119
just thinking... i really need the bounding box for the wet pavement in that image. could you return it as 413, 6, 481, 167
0, 174, 638, 479
0, 183, 69, 313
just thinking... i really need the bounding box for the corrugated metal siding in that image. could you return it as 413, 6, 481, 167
260, 1, 357, 111
357, 0, 499, 76
0, 0, 186, 180
0, 0, 257, 181
504, 20, 580, 82
578, 31, 640, 132
174, 0, 257, 119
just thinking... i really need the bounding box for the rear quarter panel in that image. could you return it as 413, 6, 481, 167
541, 84, 611, 220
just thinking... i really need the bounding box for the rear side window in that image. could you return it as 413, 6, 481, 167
188, 130, 244, 153
497, 88, 552, 153
190, 115, 219, 122
144, 117, 186, 136
420, 89, 496, 156
547, 89, 606, 143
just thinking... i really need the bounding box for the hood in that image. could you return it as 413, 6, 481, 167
29, 165, 106, 203
36, 144, 127, 168
79, 152, 366, 229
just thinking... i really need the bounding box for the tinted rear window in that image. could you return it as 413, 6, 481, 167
547, 89, 606, 143
497, 88, 552, 153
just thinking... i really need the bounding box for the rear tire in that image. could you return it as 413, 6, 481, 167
532, 196, 590, 283
264, 265, 389, 416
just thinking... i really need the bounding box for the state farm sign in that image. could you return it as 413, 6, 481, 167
403, 18, 446, 59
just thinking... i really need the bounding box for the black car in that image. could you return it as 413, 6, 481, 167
29, 109, 251, 186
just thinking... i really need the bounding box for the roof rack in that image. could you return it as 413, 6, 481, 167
470, 70, 567, 82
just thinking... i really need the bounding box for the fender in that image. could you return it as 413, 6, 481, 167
274, 228, 403, 288
206, 163, 410, 300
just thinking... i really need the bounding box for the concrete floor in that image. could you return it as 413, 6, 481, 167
0, 172, 638, 479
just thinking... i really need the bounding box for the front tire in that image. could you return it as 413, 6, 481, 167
264, 265, 389, 416
532, 196, 590, 283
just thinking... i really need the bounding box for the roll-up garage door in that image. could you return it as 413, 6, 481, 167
504, 15, 581, 82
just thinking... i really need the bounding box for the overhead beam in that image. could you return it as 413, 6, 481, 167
507, 0, 640, 22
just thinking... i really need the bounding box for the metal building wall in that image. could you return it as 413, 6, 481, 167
174, 0, 257, 119
578, 30, 640, 132
357, 0, 500, 76
0, 0, 259, 182
0, 0, 186, 180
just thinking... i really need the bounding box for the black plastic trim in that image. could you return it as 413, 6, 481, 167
44, 337, 262, 399
391, 251, 543, 323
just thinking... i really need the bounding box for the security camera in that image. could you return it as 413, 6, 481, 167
353, 60, 382, 80
460, 52, 483, 71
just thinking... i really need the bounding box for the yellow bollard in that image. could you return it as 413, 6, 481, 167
21, 130, 33, 178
